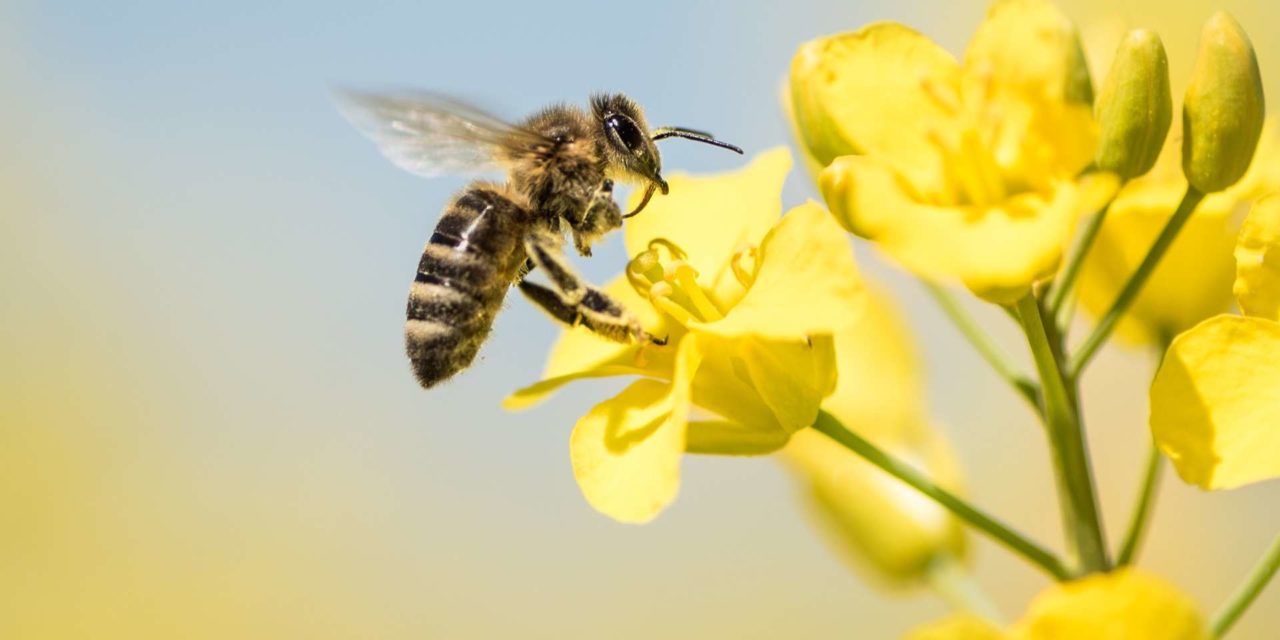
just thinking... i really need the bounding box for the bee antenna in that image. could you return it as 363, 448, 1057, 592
624, 182, 662, 218
651, 127, 744, 154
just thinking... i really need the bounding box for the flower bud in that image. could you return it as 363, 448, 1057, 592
1182, 11, 1265, 193
781, 427, 968, 586
1095, 30, 1172, 179
1065, 28, 1095, 106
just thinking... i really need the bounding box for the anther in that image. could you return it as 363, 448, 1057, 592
671, 262, 723, 322
730, 245, 759, 289
647, 238, 688, 261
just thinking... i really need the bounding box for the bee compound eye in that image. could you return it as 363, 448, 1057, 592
605, 114, 646, 154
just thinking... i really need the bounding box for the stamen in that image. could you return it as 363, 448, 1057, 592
961, 128, 1006, 204
625, 249, 663, 296
648, 238, 688, 261
627, 264, 653, 297
671, 262, 723, 322
649, 282, 698, 326
927, 127, 1001, 207
730, 245, 759, 289
920, 75, 962, 115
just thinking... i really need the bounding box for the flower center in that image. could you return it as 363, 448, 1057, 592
920, 73, 1009, 207
626, 239, 731, 325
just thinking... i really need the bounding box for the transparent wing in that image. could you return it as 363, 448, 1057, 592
335, 90, 550, 177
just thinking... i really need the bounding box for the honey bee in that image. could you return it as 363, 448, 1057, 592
338, 91, 742, 388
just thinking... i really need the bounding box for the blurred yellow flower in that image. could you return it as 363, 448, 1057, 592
506, 148, 864, 523
1235, 193, 1280, 319
790, 0, 1115, 303
1014, 569, 1207, 639
1077, 122, 1280, 345
904, 614, 1007, 640
780, 284, 966, 586
905, 569, 1206, 639
1150, 197, 1280, 490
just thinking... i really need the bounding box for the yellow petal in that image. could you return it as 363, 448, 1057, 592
624, 148, 790, 296
1013, 569, 1207, 639
964, 0, 1085, 104
964, 0, 1097, 180
504, 364, 653, 411
739, 334, 837, 435
822, 156, 1108, 303
1234, 196, 1280, 322
683, 334, 836, 453
1150, 315, 1280, 490
569, 337, 701, 523
688, 337, 786, 437
905, 614, 1009, 640
694, 202, 863, 339
685, 420, 791, 455
789, 22, 960, 194
782, 426, 967, 586
1077, 179, 1238, 345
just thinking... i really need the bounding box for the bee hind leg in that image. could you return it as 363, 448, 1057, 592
519, 232, 657, 345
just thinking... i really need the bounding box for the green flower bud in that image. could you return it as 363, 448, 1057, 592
1182, 11, 1265, 193
1065, 28, 1095, 106
1095, 29, 1172, 179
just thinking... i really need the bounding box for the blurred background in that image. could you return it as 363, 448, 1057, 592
2, 0, 1278, 637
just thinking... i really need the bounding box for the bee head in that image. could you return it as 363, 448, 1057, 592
592, 93, 745, 218
592, 93, 667, 194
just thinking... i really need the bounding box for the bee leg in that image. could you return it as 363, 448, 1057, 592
570, 179, 622, 257
519, 232, 656, 344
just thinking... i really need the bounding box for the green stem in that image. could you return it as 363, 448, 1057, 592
923, 280, 1040, 411
1069, 187, 1206, 378
1049, 192, 1122, 317
1212, 533, 1280, 637
1115, 440, 1163, 566
812, 410, 1070, 581
1015, 295, 1109, 573
927, 556, 1004, 624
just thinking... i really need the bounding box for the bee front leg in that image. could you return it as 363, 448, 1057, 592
519, 231, 660, 345
570, 179, 623, 257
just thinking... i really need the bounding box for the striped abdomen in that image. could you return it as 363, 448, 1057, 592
406, 186, 529, 388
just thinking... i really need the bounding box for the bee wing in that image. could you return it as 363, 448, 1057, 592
336, 90, 551, 177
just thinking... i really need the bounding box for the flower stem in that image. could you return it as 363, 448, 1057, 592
1015, 295, 1109, 573
1069, 187, 1206, 378
1115, 439, 1163, 566
1048, 191, 1121, 318
1211, 533, 1280, 637
923, 281, 1040, 411
812, 409, 1070, 581
927, 556, 1004, 624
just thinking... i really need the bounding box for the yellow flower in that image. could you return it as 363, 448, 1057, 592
904, 614, 1007, 640
790, 0, 1116, 303
781, 284, 967, 586
1150, 196, 1280, 490
1014, 569, 1208, 639
505, 148, 865, 523
905, 569, 1207, 639
1077, 121, 1280, 345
